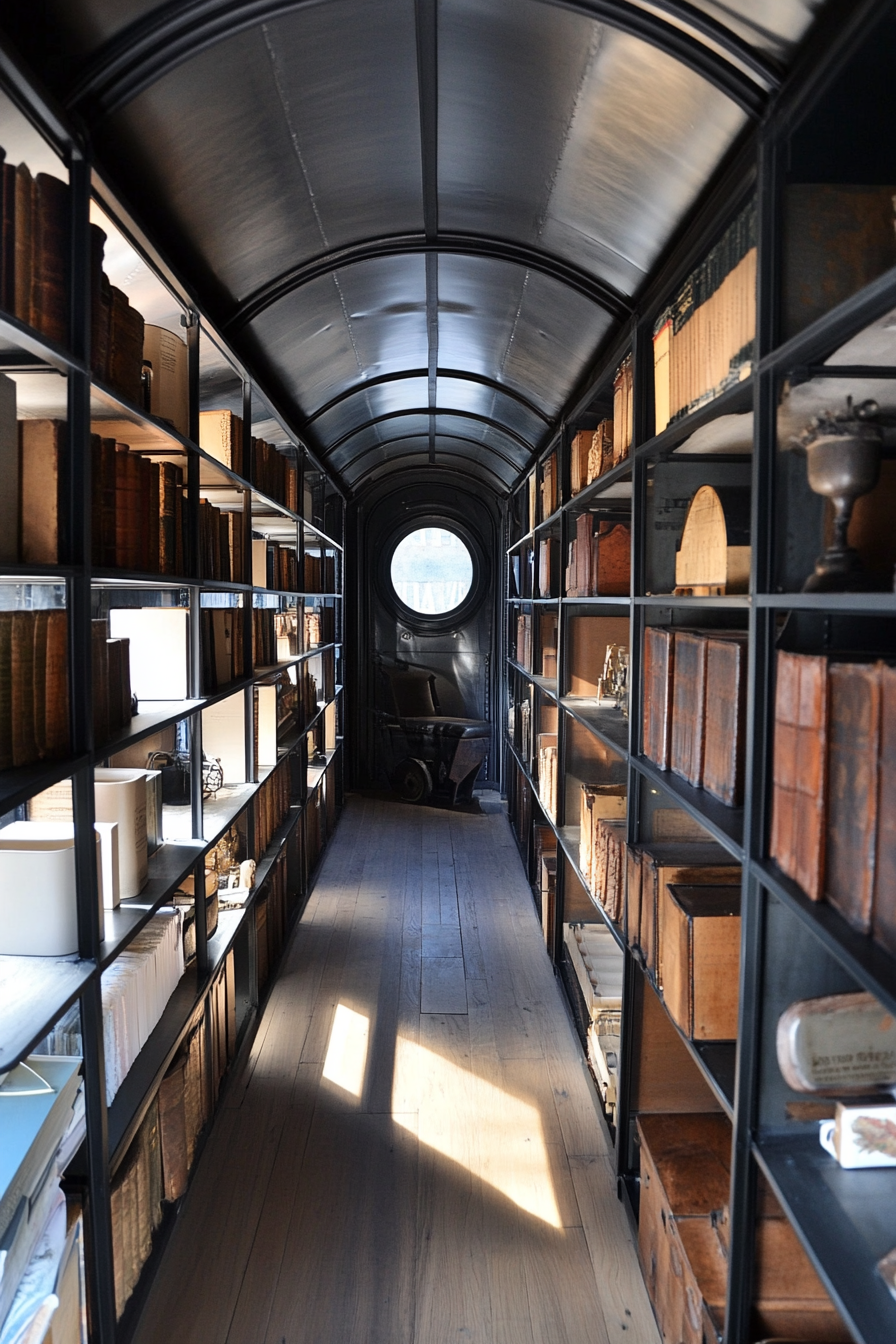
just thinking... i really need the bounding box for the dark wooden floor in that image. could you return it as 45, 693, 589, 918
132, 794, 658, 1344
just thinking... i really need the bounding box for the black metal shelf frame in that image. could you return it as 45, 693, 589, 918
501, 8, 896, 1339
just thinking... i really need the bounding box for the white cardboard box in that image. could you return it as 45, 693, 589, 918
0, 825, 102, 954
93, 770, 148, 899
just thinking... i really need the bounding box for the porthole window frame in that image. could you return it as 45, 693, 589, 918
377, 514, 488, 633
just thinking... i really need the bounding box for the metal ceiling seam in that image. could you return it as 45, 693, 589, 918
344, 434, 520, 478
63, 0, 776, 124
351, 455, 509, 492
414, 0, 439, 464
224, 232, 632, 328
304, 369, 552, 429
323, 407, 534, 457
344, 439, 515, 483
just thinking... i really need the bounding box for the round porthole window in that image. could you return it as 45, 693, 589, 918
389, 526, 474, 615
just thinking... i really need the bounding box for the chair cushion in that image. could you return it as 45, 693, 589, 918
397, 716, 490, 739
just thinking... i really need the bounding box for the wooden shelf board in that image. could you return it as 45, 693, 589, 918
756, 1129, 896, 1344
752, 857, 896, 1020
631, 756, 744, 859
0, 954, 94, 1071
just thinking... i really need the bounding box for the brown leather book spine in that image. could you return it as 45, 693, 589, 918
44, 609, 69, 757
106, 637, 124, 731
11, 611, 37, 766
218, 511, 231, 582
0, 611, 13, 770
575, 512, 592, 595
825, 661, 882, 933
174, 468, 185, 576
136, 455, 152, 570
670, 630, 708, 786
148, 461, 161, 573
32, 174, 69, 347
158, 462, 175, 574
0, 159, 15, 313
642, 627, 675, 769
13, 164, 33, 327
92, 618, 110, 747
31, 610, 49, 757
20, 418, 63, 564
874, 664, 896, 956
89, 224, 107, 375
158, 1056, 189, 1202
596, 522, 631, 596
771, 651, 829, 901
703, 636, 748, 806
99, 437, 117, 568
90, 433, 104, 567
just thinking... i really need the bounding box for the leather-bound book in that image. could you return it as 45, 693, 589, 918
88, 224, 107, 374
174, 467, 185, 576
44, 609, 69, 757
218, 511, 231, 583
874, 664, 896, 957
92, 618, 110, 747
137, 455, 154, 571
90, 433, 103, 567
99, 437, 117, 568
158, 1049, 189, 1202
770, 651, 828, 902
13, 164, 33, 327
31, 174, 69, 348
108, 287, 145, 404
0, 153, 14, 313
642, 626, 675, 769
115, 445, 141, 571
20, 419, 64, 564
703, 635, 748, 806
0, 612, 13, 769
575, 512, 592, 595
158, 462, 179, 575
596, 522, 631, 596
825, 662, 882, 933
671, 630, 707, 787
31, 610, 49, 758
11, 611, 37, 766
199, 409, 243, 477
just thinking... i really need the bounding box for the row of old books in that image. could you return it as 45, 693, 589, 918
569, 421, 615, 497
0, 609, 68, 770
198, 411, 298, 511
255, 439, 298, 511
653, 198, 756, 433
255, 755, 292, 856
537, 732, 558, 820
562, 921, 622, 1124
252, 608, 278, 669
111, 952, 236, 1320
770, 651, 896, 959
100, 908, 185, 1104
565, 517, 631, 597
0, 153, 69, 347
638, 1112, 847, 1343
256, 851, 290, 997
92, 619, 134, 748
304, 552, 337, 593
642, 627, 748, 807
265, 542, 300, 592
540, 451, 557, 523
199, 608, 246, 694
92, 436, 186, 575
536, 537, 557, 598
515, 612, 532, 670
305, 604, 335, 647
199, 497, 245, 583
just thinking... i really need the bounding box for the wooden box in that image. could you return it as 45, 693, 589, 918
642, 626, 674, 769
662, 884, 741, 1041
703, 635, 748, 806
596, 522, 631, 596
670, 630, 708, 787
627, 841, 740, 986
579, 782, 626, 892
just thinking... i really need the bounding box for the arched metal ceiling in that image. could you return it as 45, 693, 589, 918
2, 0, 820, 496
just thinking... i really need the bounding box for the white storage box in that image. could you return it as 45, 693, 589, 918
0, 824, 102, 954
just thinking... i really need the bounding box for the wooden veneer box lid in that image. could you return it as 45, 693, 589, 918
637, 1112, 731, 1215
663, 884, 741, 1042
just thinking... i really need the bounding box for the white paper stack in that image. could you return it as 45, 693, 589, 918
100, 909, 184, 1104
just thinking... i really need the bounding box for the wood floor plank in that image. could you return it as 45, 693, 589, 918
134, 795, 653, 1344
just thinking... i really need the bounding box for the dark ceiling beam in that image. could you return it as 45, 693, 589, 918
335, 431, 522, 476
322, 408, 535, 458
63, 0, 775, 127
414, 0, 439, 464
304, 368, 552, 429
224, 232, 630, 328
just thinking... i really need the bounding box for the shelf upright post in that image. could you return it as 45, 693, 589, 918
616, 314, 648, 1191
725, 126, 781, 1344
67, 144, 117, 1344
242, 377, 255, 784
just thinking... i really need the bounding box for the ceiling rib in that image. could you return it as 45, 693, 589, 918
352, 453, 509, 492
64, 0, 776, 125
344, 433, 520, 478
225, 232, 631, 328
414, 0, 438, 464
323, 407, 535, 457
304, 368, 552, 429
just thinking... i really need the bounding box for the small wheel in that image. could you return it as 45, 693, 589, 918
390, 757, 433, 804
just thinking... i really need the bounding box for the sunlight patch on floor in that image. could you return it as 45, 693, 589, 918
392, 1036, 561, 1228
322, 1004, 370, 1097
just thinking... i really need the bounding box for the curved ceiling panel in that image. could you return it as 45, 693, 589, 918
311, 376, 431, 444
342, 437, 517, 489
438, 0, 747, 295
657, 0, 817, 59
88, 0, 423, 302
327, 411, 531, 475
244, 254, 428, 415
436, 254, 614, 416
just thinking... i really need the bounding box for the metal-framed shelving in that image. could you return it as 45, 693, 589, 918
0, 48, 347, 1344
501, 4, 896, 1341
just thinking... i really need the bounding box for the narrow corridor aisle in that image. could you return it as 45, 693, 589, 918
132, 795, 659, 1344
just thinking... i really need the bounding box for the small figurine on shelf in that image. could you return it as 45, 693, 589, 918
597, 644, 629, 715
